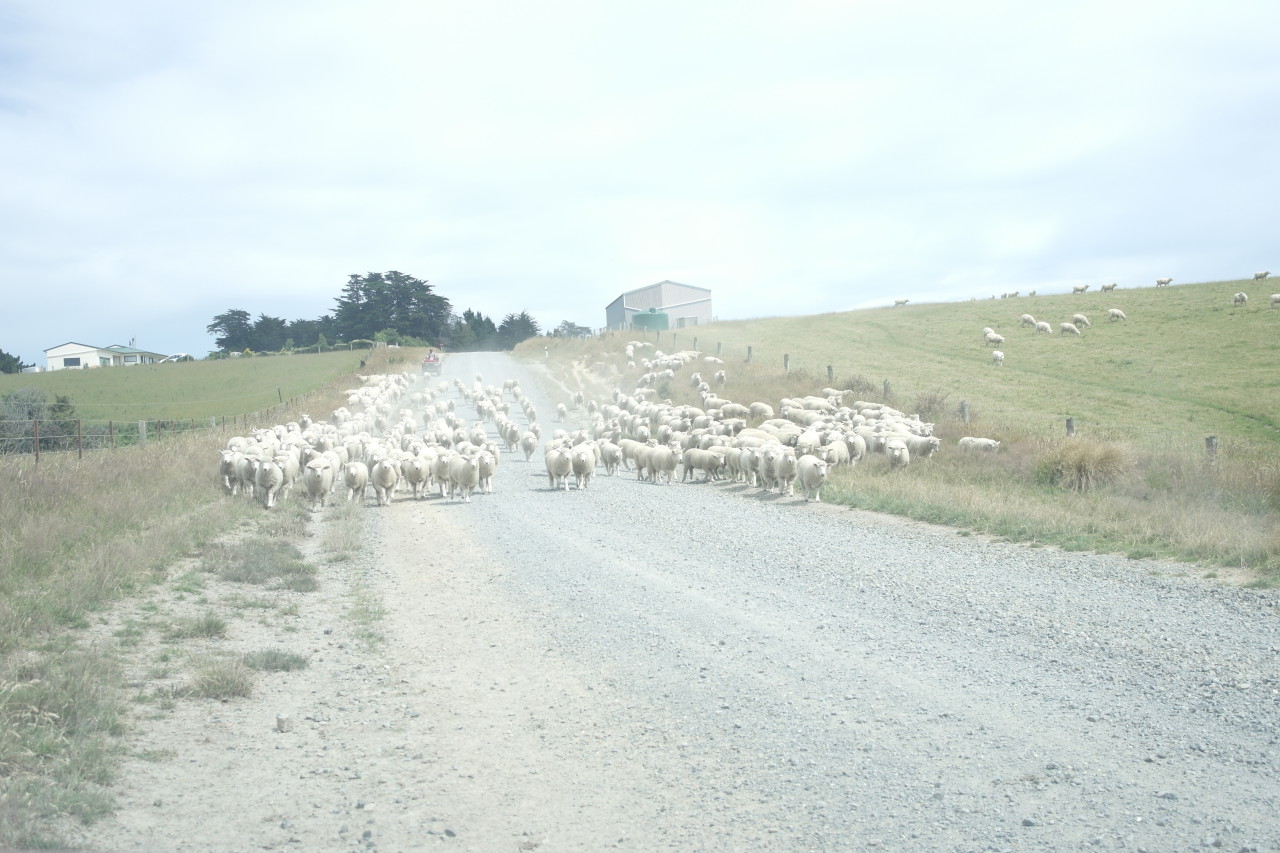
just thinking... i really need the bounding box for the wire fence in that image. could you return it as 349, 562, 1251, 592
0, 395, 319, 461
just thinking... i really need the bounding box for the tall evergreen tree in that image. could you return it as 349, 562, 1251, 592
206, 309, 254, 352
496, 311, 541, 351
333, 271, 451, 344
0, 348, 32, 374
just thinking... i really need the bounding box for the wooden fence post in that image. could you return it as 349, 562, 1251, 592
960, 401, 970, 424
716, 342, 722, 356
783, 354, 790, 373
77, 419, 82, 459
883, 379, 890, 399
109, 421, 115, 449
33, 419, 39, 463
746, 345, 753, 363
1206, 435, 1218, 463
1066, 417, 1076, 437
138, 420, 147, 448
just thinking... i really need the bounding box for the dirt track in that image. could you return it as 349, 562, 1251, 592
78, 352, 1280, 853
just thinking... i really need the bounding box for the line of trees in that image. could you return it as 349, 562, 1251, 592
205, 271, 561, 355
0, 348, 33, 374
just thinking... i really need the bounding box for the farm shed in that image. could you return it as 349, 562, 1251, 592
605, 280, 713, 331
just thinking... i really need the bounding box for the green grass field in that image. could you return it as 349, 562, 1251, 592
0, 350, 367, 422
522, 278, 1280, 583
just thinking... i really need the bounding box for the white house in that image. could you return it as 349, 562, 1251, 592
43, 341, 167, 371
605, 280, 713, 331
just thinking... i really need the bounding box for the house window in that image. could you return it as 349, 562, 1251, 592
100, 357, 110, 366
124, 355, 138, 364
62, 357, 81, 367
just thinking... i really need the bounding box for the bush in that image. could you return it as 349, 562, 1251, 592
1036, 439, 1135, 492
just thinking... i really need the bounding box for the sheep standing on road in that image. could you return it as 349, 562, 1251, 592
795, 455, 829, 502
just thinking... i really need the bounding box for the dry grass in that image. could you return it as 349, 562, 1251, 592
0, 348, 389, 847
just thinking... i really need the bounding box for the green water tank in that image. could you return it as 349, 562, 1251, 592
631, 308, 669, 331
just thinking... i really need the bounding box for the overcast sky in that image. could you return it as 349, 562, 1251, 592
3, 0, 1278, 363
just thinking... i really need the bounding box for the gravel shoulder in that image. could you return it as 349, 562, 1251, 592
79, 352, 1280, 853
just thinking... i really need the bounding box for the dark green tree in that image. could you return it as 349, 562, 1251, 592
496, 311, 540, 351
207, 309, 254, 352
0, 389, 77, 453
448, 309, 498, 351
333, 271, 452, 345
0, 348, 33, 374
250, 314, 289, 352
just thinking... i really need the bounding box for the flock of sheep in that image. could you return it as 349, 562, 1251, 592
975, 273, 1276, 367
216, 372, 512, 510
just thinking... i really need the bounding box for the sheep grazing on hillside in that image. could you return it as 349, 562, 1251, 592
1035, 321, 1053, 334
1059, 322, 1082, 336
1072, 284, 1090, 294
958, 436, 1001, 452
1155, 277, 1173, 286
1100, 282, 1118, 292
894, 298, 909, 306
984, 331, 1005, 347
1271, 294, 1280, 309
1107, 308, 1127, 321
1019, 314, 1036, 328
1233, 292, 1249, 306
1072, 313, 1091, 328
1253, 270, 1270, 281
991, 350, 1004, 367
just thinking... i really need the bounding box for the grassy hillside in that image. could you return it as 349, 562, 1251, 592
522, 278, 1280, 583
0, 351, 367, 421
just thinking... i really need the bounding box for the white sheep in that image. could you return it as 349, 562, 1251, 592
447, 454, 481, 502
343, 461, 369, 502
1100, 282, 1118, 292
302, 457, 336, 511
957, 436, 1000, 452
1059, 322, 1082, 335
1156, 277, 1173, 286
544, 444, 572, 491
1271, 294, 1280, 309
1253, 271, 1270, 281
1072, 284, 1090, 294
795, 455, 829, 502
984, 332, 1005, 347
1034, 321, 1052, 334
884, 438, 910, 470
894, 298, 909, 306
1107, 308, 1127, 321
1072, 313, 1091, 328
991, 350, 1004, 367
369, 458, 400, 506
1233, 292, 1248, 306
1019, 314, 1036, 328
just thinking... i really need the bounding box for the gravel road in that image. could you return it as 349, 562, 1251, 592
83, 351, 1279, 853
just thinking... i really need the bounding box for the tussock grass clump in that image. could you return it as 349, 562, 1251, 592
1037, 439, 1136, 492
321, 499, 365, 560
201, 538, 317, 591
186, 657, 254, 699
165, 612, 227, 640
242, 649, 309, 672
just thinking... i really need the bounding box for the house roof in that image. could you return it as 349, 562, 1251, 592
42, 341, 103, 353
